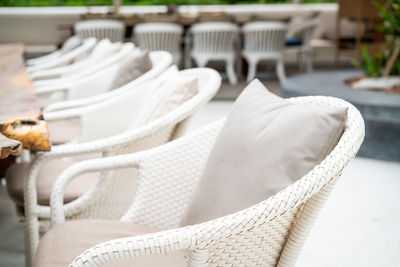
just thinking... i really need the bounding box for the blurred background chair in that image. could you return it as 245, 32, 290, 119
134, 23, 183, 66
30, 39, 120, 82
26, 35, 82, 67
43, 51, 173, 113
242, 21, 287, 83
285, 18, 319, 72
186, 22, 239, 85
27, 38, 97, 73
34, 43, 139, 109
6, 67, 221, 266
74, 19, 125, 42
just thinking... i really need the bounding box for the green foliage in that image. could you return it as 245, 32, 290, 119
375, 0, 400, 76
357, 0, 400, 76
374, 0, 400, 37
361, 45, 384, 77
0, 0, 112, 6
0, 0, 337, 6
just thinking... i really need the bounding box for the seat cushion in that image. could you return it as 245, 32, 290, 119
182, 79, 348, 225
35, 220, 186, 267
5, 159, 97, 206
48, 119, 80, 145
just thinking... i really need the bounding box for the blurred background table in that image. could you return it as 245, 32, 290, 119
0, 43, 50, 160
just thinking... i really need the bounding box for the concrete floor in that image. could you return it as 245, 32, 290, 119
1, 81, 400, 267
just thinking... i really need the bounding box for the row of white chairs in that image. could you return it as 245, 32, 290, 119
30, 19, 318, 85
16, 37, 364, 267
17, 44, 224, 266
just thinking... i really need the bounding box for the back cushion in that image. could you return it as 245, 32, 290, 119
60, 36, 82, 54
110, 50, 153, 90
182, 79, 347, 225
79, 69, 198, 142
131, 73, 199, 128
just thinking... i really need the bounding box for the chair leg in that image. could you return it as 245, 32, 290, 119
246, 60, 257, 83
24, 211, 39, 267
226, 59, 238, 85
193, 57, 207, 68
236, 56, 243, 81
185, 54, 192, 69
276, 58, 286, 83
297, 51, 303, 71
305, 49, 313, 73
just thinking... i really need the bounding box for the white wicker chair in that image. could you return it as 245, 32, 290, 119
34, 43, 134, 102
134, 23, 183, 66
187, 22, 239, 85
30, 39, 121, 82
27, 38, 97, 73
74, 19, 125, 42
26, 36, 82, 66
242, 21, 287, 83
20, 68, 221, 266
43, 95, 364, 267
285, 18, 319, 72
43, 51, 173, 112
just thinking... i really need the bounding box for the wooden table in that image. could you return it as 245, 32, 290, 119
0, 44, 50, 159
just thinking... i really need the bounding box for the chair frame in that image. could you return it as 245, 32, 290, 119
186, 22, 240, 85
34, 43, 135, 100
74, 19, 126, 43
242, 21, 288, 83
42, 51, 173, 112
286, 18, 319, 73
26, 35, 82, 67
48, 96, 364, 267
134, 22, 184, 66
22, 68, 221, 266
27, 38, 97, 73
30, 39, 120, 82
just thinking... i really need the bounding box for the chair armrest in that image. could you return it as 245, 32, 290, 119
69, 228, 191, 267
44, 92, 113, 113
26, 50, 61, 66
30, 113, 181, 220
50, 120, 224, 227
43, 70, 154, 112
50, 153, 141, 224
43, 107, 83, 121
31, 70, 61, 81
35, 83, 70, 95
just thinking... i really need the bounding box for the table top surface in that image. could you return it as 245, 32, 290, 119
0, 43, 50, 159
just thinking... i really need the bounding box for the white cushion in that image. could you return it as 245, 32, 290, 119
182, 80, 348, 225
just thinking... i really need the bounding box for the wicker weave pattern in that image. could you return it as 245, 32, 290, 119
23, 68, 221, 266
208, 207, 301, 266
48, 96, 364, 267
68, 125, 175, 221
120, 120, 222, 228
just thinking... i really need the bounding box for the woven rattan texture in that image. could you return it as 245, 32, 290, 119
208, 207, 301, 266
64, 96, 364, 267
69, 125, 175, 221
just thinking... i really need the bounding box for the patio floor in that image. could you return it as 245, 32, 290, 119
1, 80, 399, 267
